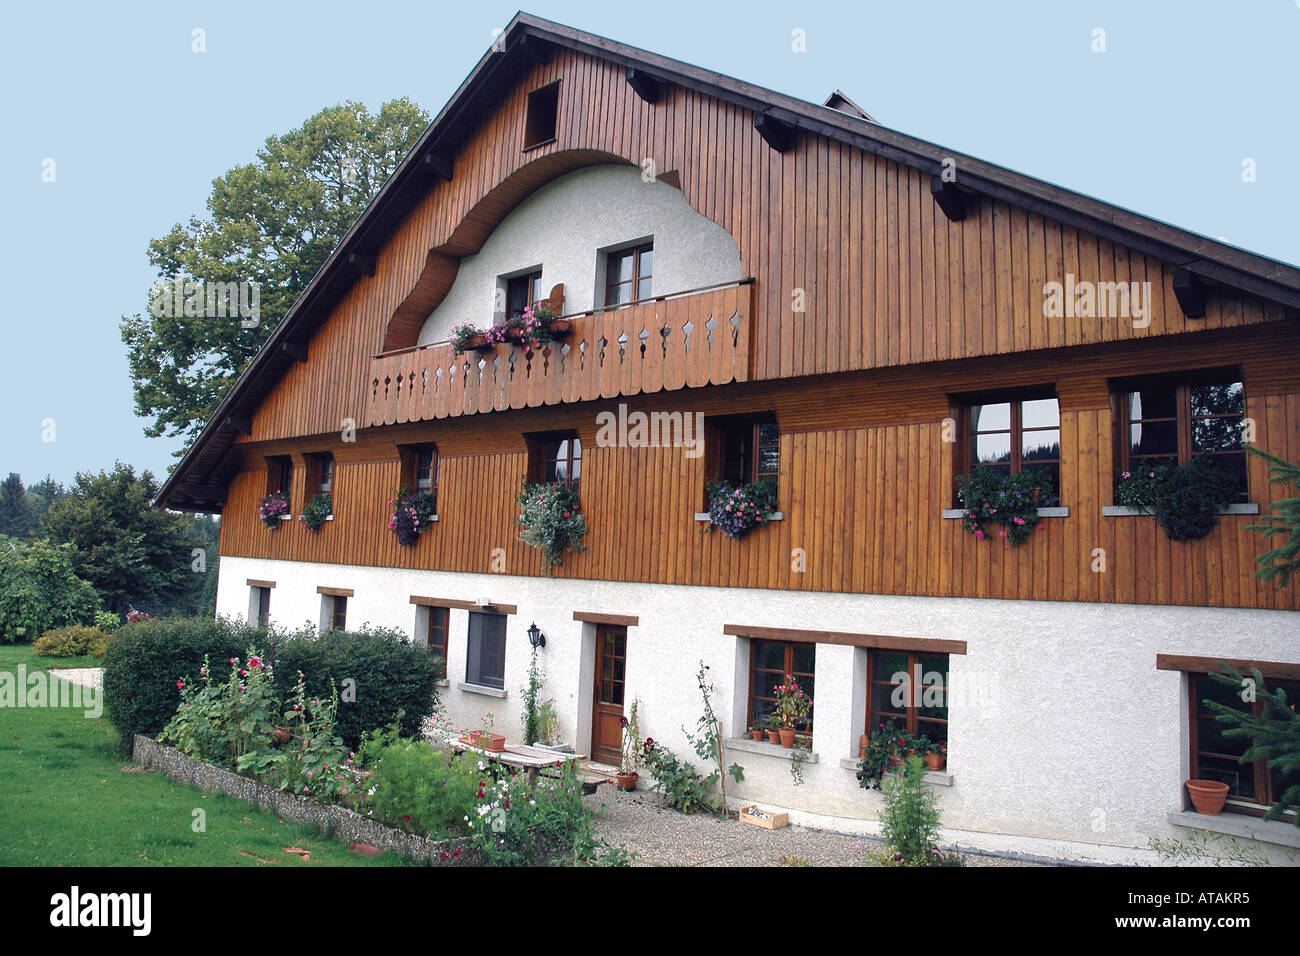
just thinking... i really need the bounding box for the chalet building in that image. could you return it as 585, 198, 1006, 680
159, 14, 1300, 862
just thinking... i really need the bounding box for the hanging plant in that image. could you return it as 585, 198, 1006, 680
387, 487, 438, 546
955, 467, 1052, 546
704, 478, 777, 540
298, 492, 333, 532
1114, 455, 1237, 542
517, 480, 588, 574
259, 491, 288, 529
449, 321, 487, 355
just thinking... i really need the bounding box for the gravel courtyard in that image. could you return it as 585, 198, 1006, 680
586, 788, 1037, 867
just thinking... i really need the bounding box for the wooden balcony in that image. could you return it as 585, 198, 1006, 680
364, 279, 753, 426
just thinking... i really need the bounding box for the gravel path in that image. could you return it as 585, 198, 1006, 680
586, 789, 1036, 867
46, 667, 103, 690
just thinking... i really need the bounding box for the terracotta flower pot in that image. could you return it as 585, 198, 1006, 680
614, 772, 638, 791
778, 728, 796, 749
1186, 779, 1230, 815
461, 731, 506, 753
924, 752, 946, 771
504, 326, 524, 341
766, 729, 781, 745
750, 729, 766, 741
270, 726, 292, 744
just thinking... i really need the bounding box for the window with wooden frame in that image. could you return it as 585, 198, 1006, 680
399, 443, 439, 511
865, 650, 950, 747
954, 389, 1060, 505
707, 414, 779, 491
505, 271, 543, 322
425, 605, 449, 664
605, 242, 653, 307
527, 431, 582, 498
266, 456, 293, 502
523, 80, 560, 150
748, 639, 815, 733
306, 452, 334, 497
466, 611, 506, 689
1112, 367, 1247, 502
327, 595, 347, 633
1190, 671, 1299, 818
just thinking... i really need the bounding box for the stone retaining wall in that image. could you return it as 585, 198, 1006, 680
132, 734, 474, 864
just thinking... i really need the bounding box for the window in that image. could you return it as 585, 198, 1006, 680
1190, 672, 1299, 816
505, 271, 543, 322
400, 443, 440, 510
466, 611, 506, 689
523, 80, 560, 149
710, 415, 779, 491
266, 456, 293, 501
605, 243, 653, 307
327, 595, 347, 632
865, 650, 950, 747
307, 452, 334, 496
247, 585, 271, 627
426, 605, 449, 663
529, 432, 581, 498
748, 640, 815, 733
958, 390, 1060, 501
1114, 368, 1247, 502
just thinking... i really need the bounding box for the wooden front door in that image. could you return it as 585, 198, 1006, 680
591, 625, 627, 765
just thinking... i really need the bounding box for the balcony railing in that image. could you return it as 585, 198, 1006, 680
365, 279, 753, 427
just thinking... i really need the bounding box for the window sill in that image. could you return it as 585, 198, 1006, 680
941, 507, 1068, 519
728, 737, 818, 762
837, 756, 954, 787
1167, 810, 1300, 849
521, 137, 557, 152
694, 512, 784, 523
457, 681, 507, 699
1103, 503, 1259, 517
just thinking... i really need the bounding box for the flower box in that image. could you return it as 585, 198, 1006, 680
459, 731, 506, 753
739, 805, 789, 830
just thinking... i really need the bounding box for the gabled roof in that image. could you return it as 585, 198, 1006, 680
158, 10, 1300, 512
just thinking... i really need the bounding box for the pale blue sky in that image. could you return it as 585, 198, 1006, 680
2, 0, 1296, 488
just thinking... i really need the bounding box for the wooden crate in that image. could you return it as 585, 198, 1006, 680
739, 805, 789, 830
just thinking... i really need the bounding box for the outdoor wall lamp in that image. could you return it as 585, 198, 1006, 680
527, 622, 547, 649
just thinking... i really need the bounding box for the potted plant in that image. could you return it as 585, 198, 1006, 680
517, 479, 588, 573
450, 321, 490, 355
515, 303, 571, 350
924, 739, 947, 771
259, 491, 289, 528
298, 492, 332, 532
615, 699, 642, 791
387, 487, 438, 546
956, 466, 1053, 546
774, 674, 812, 749
766, 713, 782, 745
1115, 456, 1237, 542
750, 723, 766, 741
459, 713, 506, 753
703, 478, 778, 540
1185, 778, 1231, 815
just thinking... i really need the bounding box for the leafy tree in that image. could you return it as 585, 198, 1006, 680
120, 98, 429, 451
0, 473, 34, 539
26, 475, 67, 532
1246, 446, 1300, 586
0, 537, 99, 642
42, 464, 197, 614
1205, 664, 1300, 826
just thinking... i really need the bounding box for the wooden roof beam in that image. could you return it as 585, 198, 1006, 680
753, 112, 795, 153
626, 68, 663, 104
1173, 267, 1208, 319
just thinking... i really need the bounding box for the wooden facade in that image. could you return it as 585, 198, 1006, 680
183, 27, 1299, 612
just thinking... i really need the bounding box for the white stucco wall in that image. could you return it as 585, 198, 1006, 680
216, 555, 1300, 863
416, 164, 744, 345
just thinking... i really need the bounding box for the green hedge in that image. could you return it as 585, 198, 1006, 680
103, 616, 266, 750
33, 625, 111, 658
273, 626, 443, 750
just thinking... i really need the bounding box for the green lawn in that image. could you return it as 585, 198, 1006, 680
0, 645, 408, 866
